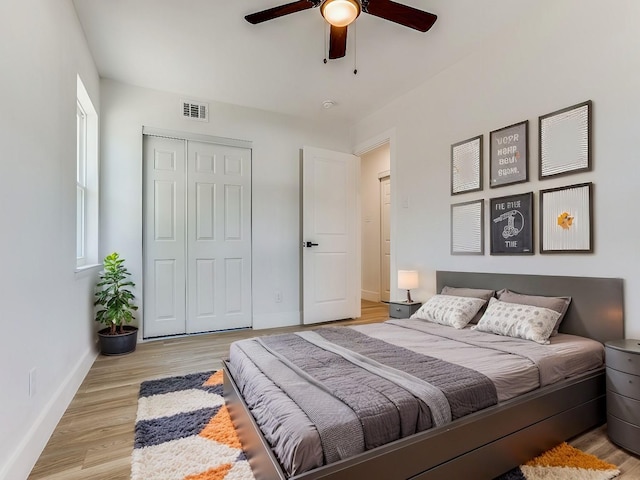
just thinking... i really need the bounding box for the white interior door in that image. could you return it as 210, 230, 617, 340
143, 135, 187, 337
143, 134, 252, 338
380, 176, 391, 302
302, 146, 360, 324
186, 141, 252, 333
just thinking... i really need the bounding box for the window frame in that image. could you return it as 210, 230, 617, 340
76, 75, 99, 271
76, 100, 88, 266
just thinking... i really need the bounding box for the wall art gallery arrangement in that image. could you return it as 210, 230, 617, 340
450, 100, 593, 256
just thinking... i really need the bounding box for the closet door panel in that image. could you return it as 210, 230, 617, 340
196, 182, 216, 240
187, 141, 252, 333
224, 185, 243, 240
225, 258, 244, 314
195, 258, 216, 318
143, 136, 187, 337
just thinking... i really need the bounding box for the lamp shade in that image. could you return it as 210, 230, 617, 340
397, 270, 419, 290
321, 0, 360, 27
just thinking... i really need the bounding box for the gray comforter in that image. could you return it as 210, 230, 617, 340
229, 320, 604, 476
231, 323, 499, 475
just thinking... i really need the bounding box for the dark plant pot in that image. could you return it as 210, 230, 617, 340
97, 325, 138, 356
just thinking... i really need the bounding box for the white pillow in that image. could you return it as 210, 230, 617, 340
410, 294, 487, 329
472, 297, 561, 344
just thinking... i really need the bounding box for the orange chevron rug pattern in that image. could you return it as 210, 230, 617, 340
495, 442, 620, 480
132, 370, 255, 480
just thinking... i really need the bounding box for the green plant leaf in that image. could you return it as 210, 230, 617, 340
94, 252, 137, 328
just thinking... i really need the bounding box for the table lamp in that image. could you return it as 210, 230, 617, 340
397, 270, 418, 303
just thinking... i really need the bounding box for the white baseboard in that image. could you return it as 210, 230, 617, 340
1, 347, 97, 480
252, 310, 301, 330
361, 290, 380, 302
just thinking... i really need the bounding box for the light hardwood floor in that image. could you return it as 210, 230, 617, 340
29, 300, 640, 479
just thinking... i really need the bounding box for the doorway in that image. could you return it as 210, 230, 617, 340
379, 175, 391, 302
359, 142, 391, 303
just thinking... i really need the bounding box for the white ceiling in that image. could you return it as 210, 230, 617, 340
72, 0, 537, 122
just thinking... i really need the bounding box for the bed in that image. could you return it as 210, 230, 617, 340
223, 271, 624, 479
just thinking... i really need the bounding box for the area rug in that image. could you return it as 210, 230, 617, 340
494, 442, 620, 480
133, 370, 620, 480
132, 370, 255, 480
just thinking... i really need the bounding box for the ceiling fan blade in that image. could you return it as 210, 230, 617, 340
245, 0, 315, 24
329, 25, 348, 59
364, 0, 437, 32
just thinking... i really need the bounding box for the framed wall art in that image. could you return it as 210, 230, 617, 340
490, 192, 533, 255
490, 120, 528, 188
451, 135, 482, 195
451, 199, 484, 255
539, 100, 592, 179
540, 182, 593, 253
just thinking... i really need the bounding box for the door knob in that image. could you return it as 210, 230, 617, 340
303, 241, 319, 247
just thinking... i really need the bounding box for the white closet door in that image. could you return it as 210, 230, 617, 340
186, 141, 252, 333
143, 135, 187, 337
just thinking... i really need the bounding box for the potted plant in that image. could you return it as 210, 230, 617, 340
94, 252, 139, 355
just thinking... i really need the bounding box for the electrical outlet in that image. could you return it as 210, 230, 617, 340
275, 290, 282, 303
29, 367, 37, 398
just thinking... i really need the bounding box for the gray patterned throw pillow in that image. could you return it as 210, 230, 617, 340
410, 294, 487, 329
473, 297, 561, 344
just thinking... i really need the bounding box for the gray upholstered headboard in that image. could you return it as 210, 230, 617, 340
436, 271, 624, 344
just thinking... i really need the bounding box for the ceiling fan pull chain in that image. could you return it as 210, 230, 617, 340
323, 21, 328, 64
353, 20, 358, 74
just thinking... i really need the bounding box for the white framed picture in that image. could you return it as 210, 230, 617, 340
539, 101, 592, 179
451, 135, 482, 195
451, 199, 484, 255
540, 182, 593, 253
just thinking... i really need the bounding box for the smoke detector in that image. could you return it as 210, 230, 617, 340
322, 100, 336, 109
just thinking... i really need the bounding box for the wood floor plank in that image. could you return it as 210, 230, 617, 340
28, 301, 640, 479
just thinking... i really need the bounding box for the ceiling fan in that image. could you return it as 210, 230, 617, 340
245, 0, 437, 60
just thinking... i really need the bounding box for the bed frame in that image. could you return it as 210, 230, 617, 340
223, 271, 624, 480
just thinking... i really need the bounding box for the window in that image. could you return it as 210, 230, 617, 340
77, 101, 87, 264
76, 75, 99, 269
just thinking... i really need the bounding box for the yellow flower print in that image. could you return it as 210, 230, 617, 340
557, 212, 574, 230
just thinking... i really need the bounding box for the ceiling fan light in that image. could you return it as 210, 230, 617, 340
321, 0, 360, 28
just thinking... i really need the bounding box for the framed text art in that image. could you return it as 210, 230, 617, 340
451, 135, 482, 195
539, 100, 592, 179
490, 120, 528, 188
540, 182, 593, 253
490, 192, 534, 255
451, 199, 484, 255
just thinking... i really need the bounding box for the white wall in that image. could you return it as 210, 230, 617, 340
0, 1, 101, 479
353, 0, 640, 339
100, 79, 352, 331
361, 144, 390, 301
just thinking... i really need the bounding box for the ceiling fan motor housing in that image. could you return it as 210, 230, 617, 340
321, 0, 361, 28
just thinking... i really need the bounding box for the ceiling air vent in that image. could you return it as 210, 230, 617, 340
181, 100, 209, 122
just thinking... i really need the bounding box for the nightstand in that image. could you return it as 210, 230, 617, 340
605, 339, 640, 455
388, 301, 421, 319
